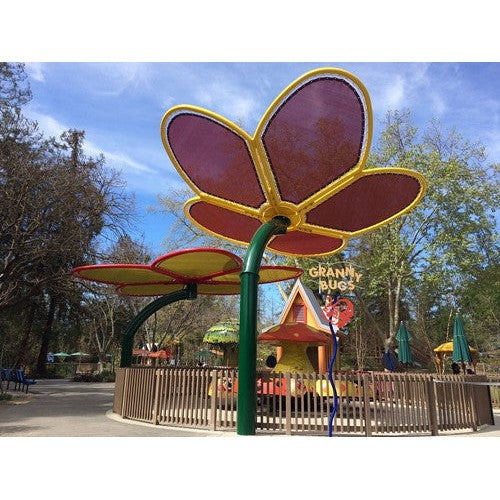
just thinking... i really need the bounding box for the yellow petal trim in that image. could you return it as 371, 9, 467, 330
74, 266, 175, 285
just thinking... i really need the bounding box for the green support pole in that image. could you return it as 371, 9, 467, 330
237, 216, 290, 435
120, 283, 197, 368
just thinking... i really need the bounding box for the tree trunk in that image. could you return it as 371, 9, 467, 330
97, 353, 107, 373
446, 307, 454, 342
36, 295, 57, 377
14, 302, 37, 368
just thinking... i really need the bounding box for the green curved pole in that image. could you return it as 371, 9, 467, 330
237, 216, 290, 435
120, 283, 197, 368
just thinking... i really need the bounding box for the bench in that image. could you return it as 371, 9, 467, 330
1, 369, 36, 393
1, 368, 15, 390
14, 369, 37, 393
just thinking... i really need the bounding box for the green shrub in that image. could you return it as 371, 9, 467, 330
0, 393, 13, 402
44, 363, 77, 379
73, 370, 115, 383
100, 370, 116, 382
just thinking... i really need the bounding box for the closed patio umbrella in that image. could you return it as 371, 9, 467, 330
70, 352, 90, 364
452, 314, 472, 366
53, 352, 70, 359
396, 322, 413, 365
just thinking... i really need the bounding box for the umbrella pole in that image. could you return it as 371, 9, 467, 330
120, 283, 197, 368
237, 216, 290, 436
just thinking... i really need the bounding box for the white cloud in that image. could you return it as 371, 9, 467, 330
26, 110, 155, 175
409, 63, 430, 86
193, 80, 260, 129
430, 92, 447, 116
29, 111, 66, 136
382, 74, 405, 109
25, 62, 46, 82
84, 143, 155, 174
81, 63, 154, 97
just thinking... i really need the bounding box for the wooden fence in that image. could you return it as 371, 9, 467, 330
486, 375, 500, 408
113, 367, 495, 435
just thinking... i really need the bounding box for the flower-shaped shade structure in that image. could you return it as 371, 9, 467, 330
161, 68, 427, 257
203, 321, 240, 367
203, 321, 239, 345
72, 247, 302, 295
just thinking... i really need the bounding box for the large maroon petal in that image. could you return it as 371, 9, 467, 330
268, 230, 344, 256
306, 173, 422, 233
262, 76, 365, 204
167, 113, 265, 208
188, 201, 262, 244
188, 201, 344, 256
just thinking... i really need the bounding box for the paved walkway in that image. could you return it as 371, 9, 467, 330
0, 379, 221, 437
1, 379, 498, 437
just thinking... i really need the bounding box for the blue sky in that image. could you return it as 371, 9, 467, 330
22, 62, 499, 256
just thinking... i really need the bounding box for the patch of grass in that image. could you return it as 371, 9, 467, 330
0, 393, 13, 402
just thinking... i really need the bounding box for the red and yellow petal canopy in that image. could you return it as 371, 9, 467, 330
161, 68, 426, 257
72, 247, 303, 297
151, 248, 242, 280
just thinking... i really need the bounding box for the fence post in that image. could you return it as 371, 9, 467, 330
121, 368, 130, 418
486, 384, 495, 425
426, 376, 438, 436
285, 372, 292, 436
210, 369, 217, 432
153, 369, 161, 425
465, 381, 478, 432
363, 374, 372, 437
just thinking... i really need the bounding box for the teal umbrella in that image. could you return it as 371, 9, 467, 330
70, 352, 90, 363
53, 352, 70, 362
396, 322, 413, 364
452, 314, 472, 364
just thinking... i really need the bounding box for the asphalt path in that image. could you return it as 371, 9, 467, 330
0, 378, 221, 437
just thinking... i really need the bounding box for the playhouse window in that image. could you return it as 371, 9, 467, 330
293, 304, 306, 323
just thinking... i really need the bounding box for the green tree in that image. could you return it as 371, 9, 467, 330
0, 63, 133, 374
352, 110, 498, 359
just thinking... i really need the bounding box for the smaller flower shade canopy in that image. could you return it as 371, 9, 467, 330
259, 322, 329, 373
161, 68, 427, 257
132, 349, 150, 356
72, 248, 303, 296
203, 321, 239, 344
434, 340, 477, 374
433, 342, 477, 355
203, 321, 239, 366
149, 349, 170, 359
